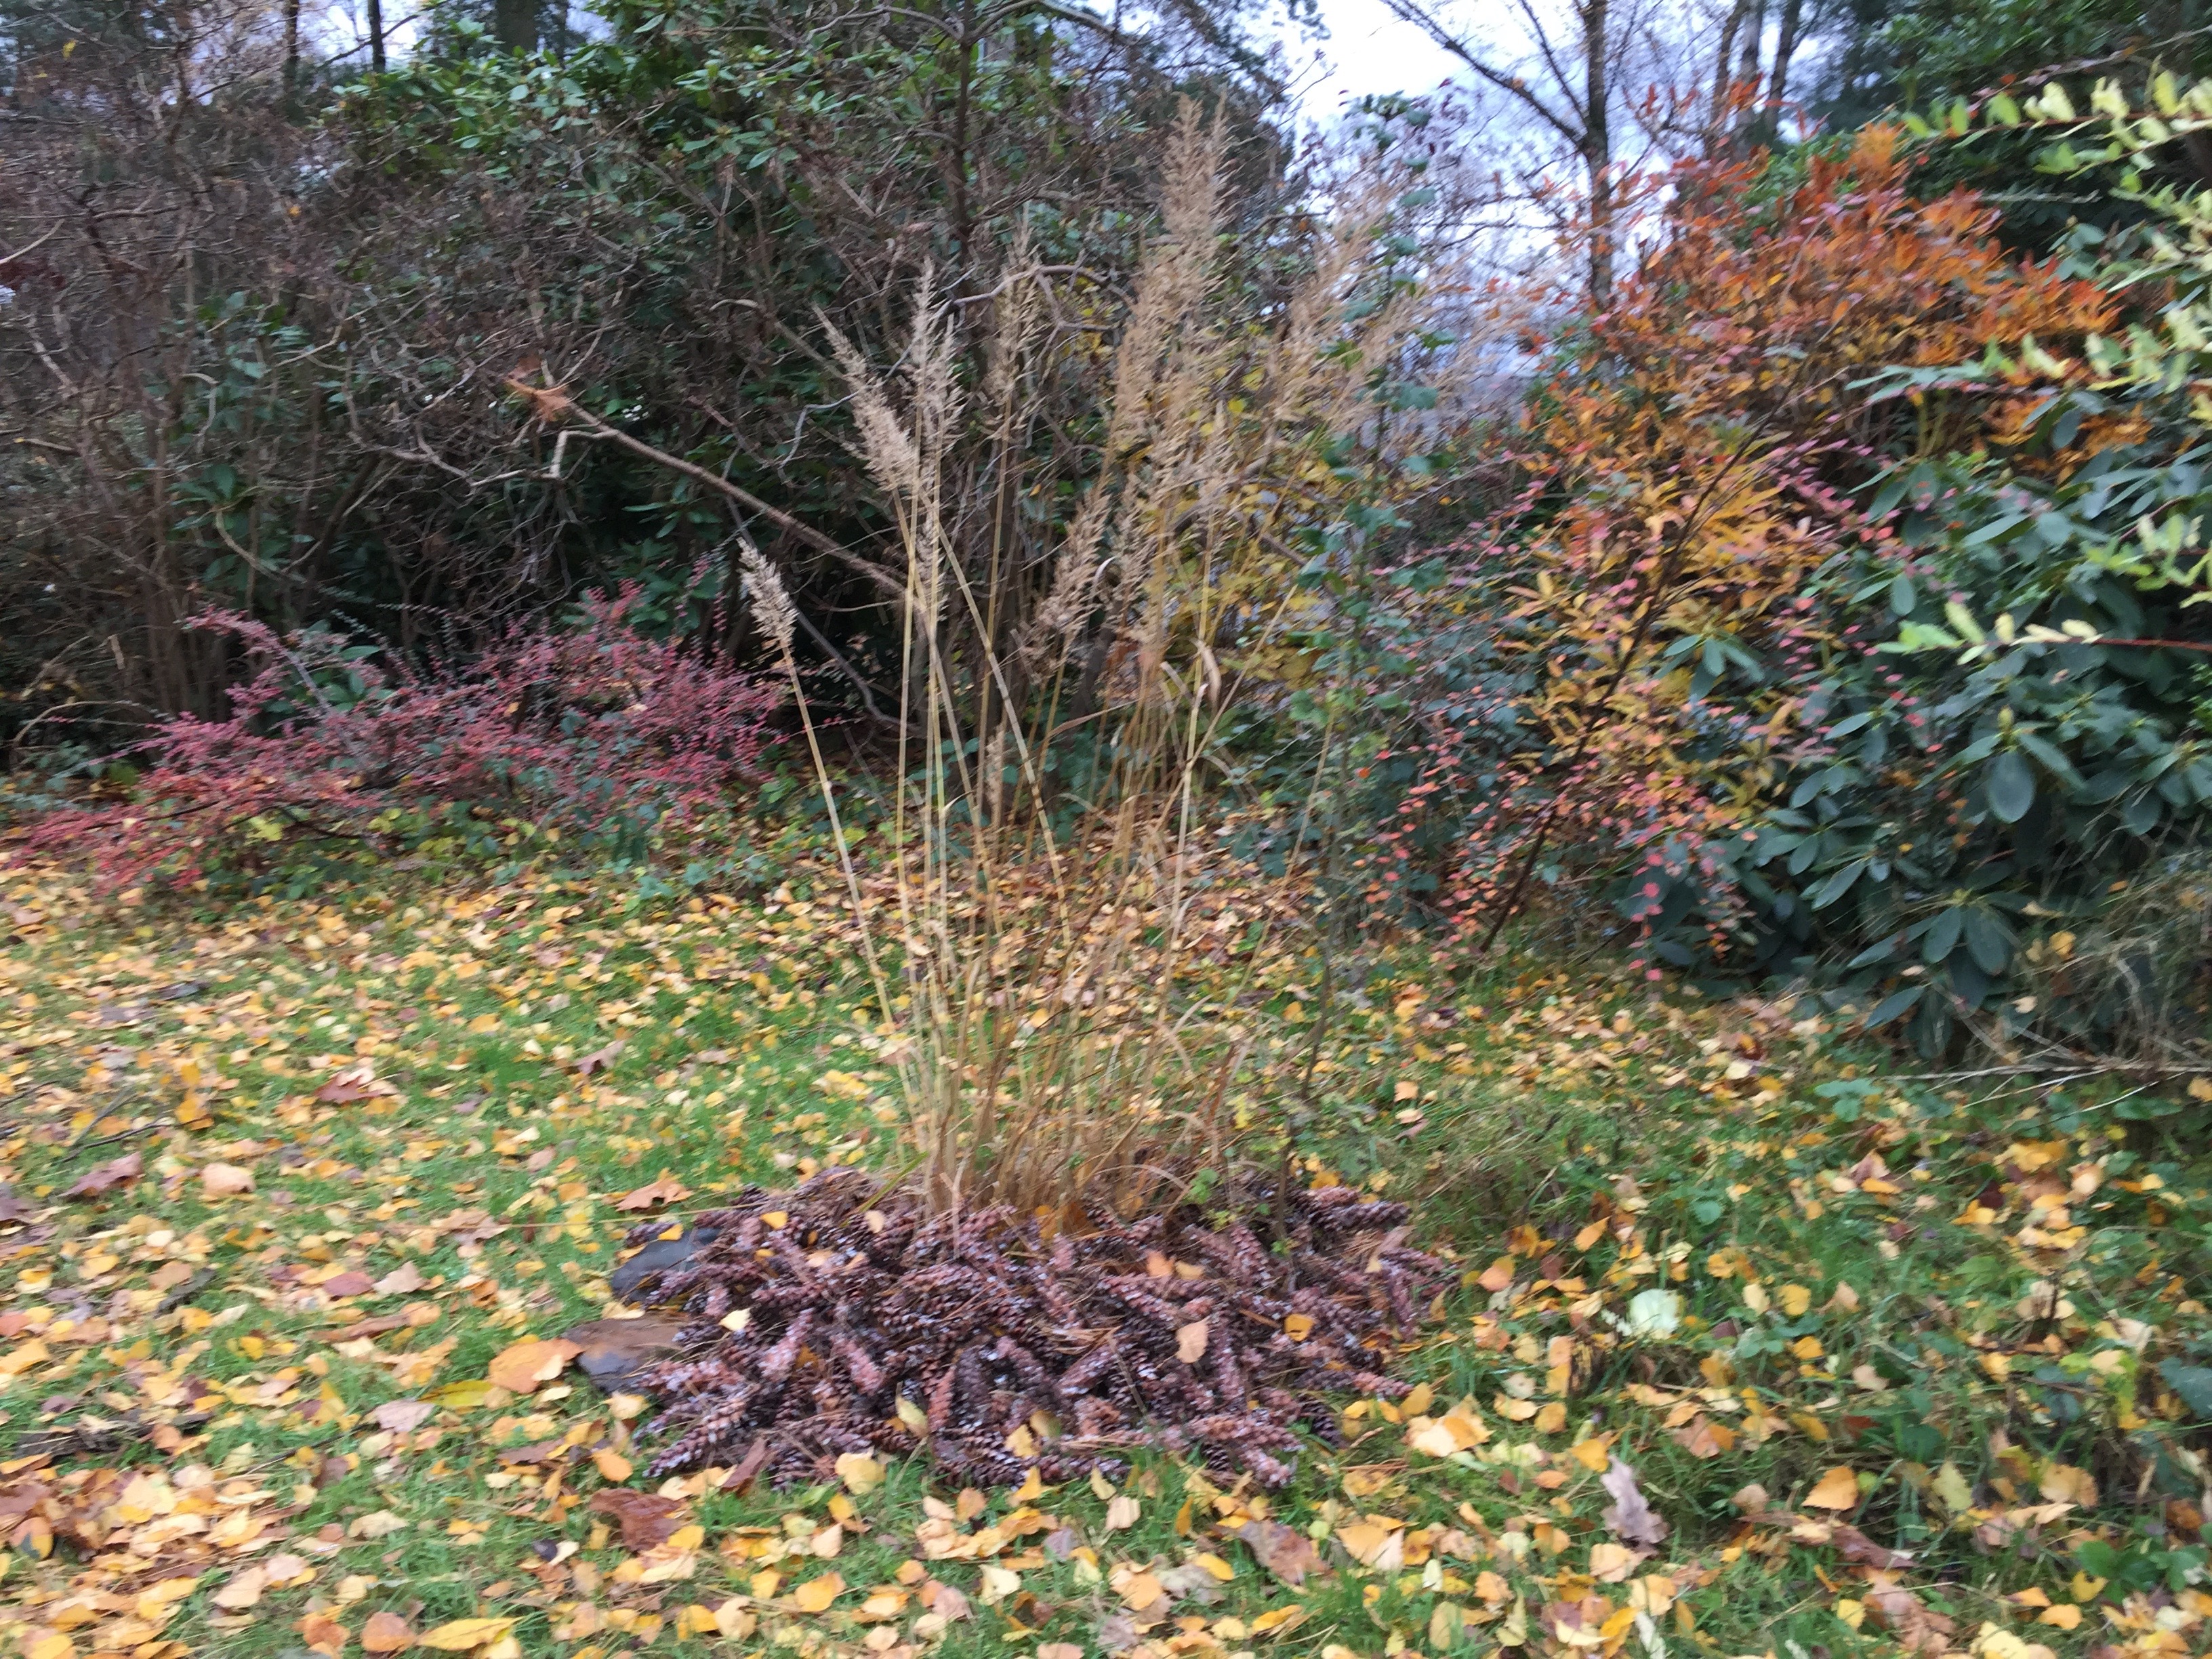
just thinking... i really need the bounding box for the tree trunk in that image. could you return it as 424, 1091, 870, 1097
283, 0, 301, 107
494, 0, 537, 54
364, 0, 386, 72
1582, 0, 1612, 307
1711, 0, 1744, 128
1768, 0, 1805, 112
1737, 0, 1765, 86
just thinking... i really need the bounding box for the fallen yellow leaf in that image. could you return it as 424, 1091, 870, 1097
1589, 1542, 1638, 1582
836, 1452, 884, 1496
213, 1565, 269, 1610
1570, 1436, 1612, 1472
788, 1573, 844, 1614
418, 1618, 516, 1652
1803, 1466, 1861, 1510
2039, 1463, 2097, 1507
1115, 1571, 1166, 1610
485, 1338, 581, 1394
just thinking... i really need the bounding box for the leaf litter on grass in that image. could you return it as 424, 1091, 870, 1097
0, 862, 2199, 1659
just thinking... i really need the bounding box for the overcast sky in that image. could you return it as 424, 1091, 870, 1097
1284, 0, 1465, 116
320, 0, 1475, 106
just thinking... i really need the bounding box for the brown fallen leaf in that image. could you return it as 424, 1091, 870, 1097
929, 1583, 971, 1622
614, 1173, 691, 1212
298, 1612, 347, 1656
65, 1151, 142, 1200
1668, 1414, 1732, 1458
361, 1610, 415, 1653
575, 1040, 625, 1078
373, 1262, 426, 1296
562, 1315, 689, 1392
1826, 1521, 1915, 1570
589, 1489, 684, 1551
485, 1336, 583, 1394
1729, 1490, 1913, 1570
213, 1563, 269, 1610
1863, 1580, 1954, 1653
320, 1271, 374, 1298
371, 1400, 436, 1434
316, 1061, 398, 1103
331, 1313, 411, 1343
200, 1162, 254, 1197
1176, 1319, 1209, 1364
1233, 1518, 1324, 1587
720, 1435, 772, 1495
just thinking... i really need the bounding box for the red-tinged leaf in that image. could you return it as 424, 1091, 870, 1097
1232, 1518, 1324, 1586
588, 1489, 684, 1551
614, 1173, 690, 1212
562, 1315, 687, 1393
316, 1061, 396, 1103
65, 1151, 142, 1200
360, 1611, 415, 1653
576, 1040, 625, 1078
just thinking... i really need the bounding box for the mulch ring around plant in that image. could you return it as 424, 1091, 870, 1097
594, 1168, 1455, 1490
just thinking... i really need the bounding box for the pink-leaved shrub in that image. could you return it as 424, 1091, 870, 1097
16, 594, 783, 892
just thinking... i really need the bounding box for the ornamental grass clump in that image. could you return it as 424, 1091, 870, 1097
616, 109, 1469, 1486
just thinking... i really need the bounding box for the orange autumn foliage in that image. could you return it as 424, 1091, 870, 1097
1433, 127, 2118, 940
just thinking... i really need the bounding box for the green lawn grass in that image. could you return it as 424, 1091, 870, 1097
0, 857, 2204, 1659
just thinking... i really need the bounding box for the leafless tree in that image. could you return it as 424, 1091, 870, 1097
1371, 0, 1824, 302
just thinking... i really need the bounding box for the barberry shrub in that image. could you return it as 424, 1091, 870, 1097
13, 594, 783, 893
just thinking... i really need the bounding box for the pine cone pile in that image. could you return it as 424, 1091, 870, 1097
617, 1168, 1450, 1489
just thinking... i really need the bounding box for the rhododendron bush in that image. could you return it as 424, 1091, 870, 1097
15, 596, 783, 893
